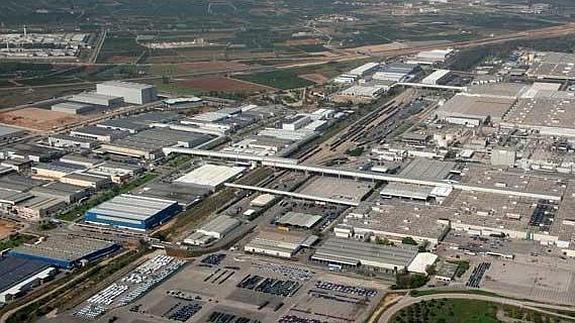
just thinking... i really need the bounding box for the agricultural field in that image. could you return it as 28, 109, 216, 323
233, 60, 368, 89
2, 0, 573, 66
174, 77, 274, 93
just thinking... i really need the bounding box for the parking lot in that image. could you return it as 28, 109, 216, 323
72, 255, 186, 321
466, 262, 490, 288
85, 251, 385, 323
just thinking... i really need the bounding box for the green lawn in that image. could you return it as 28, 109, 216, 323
0, 233, 36, 251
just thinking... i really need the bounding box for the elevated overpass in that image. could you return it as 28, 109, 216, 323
262, 163, 562, 201
393, 82, 467, 91
224, 183, 360, 206
162, 147, 299, 165
166, 148, 561, 201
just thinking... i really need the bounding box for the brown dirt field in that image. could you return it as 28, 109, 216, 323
0, 107, 87, 131
176, 76, 274, 92
0, 219, 18, 240
299, 73, 330, 84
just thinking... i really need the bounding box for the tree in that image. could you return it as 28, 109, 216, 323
375, 236, 394, 246
402, 236, 418, 245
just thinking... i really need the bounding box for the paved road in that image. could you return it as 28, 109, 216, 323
378, 292, 575, 323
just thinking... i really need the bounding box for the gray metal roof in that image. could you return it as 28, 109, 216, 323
0, 125, 25, 138
87, 194, 177, 221
312, 237, 418, 269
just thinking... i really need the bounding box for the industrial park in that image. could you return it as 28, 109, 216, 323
3, 1, 575, 323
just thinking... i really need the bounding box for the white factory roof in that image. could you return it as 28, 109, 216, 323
421, 69, 450, 84
407, 252, 438, 274
174, 164, 245, 188
98, 80, 155, 90
348, 62, 379, 76
164, 97, 202, 104
276, 212, 322, 228
251, 193, 276, 207
70, 92, 122, 101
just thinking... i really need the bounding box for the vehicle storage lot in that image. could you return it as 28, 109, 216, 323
96, 252, 386, 323
482, 258, 575, 305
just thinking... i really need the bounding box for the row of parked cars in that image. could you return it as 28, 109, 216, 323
315, 280, 377, 298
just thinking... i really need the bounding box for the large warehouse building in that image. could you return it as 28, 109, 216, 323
311, 237, 419, 273
84, 194, 182, 231
174, 164, 245, 191
10, 235, 119, 269
96, 81, 158, 105
0, 256, 57, 303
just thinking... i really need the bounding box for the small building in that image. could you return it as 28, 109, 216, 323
4, 144, 63, 162
250, 194, 276, 207
274, 212, 322, 229
244, 230, 312, 259
84, 194, 182, 231
407, 252, 438, 275
9, 235, 119, 269
69, 92, 124, 107
59, 173, 111, 190
183, 215, 241, 246
435, 261, 459, 282
31, 162, 85, 180
490, 148, 516, 167
421, 69, 451, 85
51, 102, 96, 115
282, 115, 311, 131
48, 134, 98, 149
31, 182, 91, 204
70, 126, 128, 143
58, 154, 103, 168
196, 215, 241, 239
0, 159, 32, 174
174, 164, 245, 191
88, 161, 144, 183
13, 196, 66, 222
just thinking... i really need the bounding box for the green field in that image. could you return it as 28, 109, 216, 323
234, 69, 314, 90
391, 299, 569, 323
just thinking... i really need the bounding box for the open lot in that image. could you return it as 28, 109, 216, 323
0, 107, 86, 131
481, 258, 575, 305
0, 219, 20, 240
